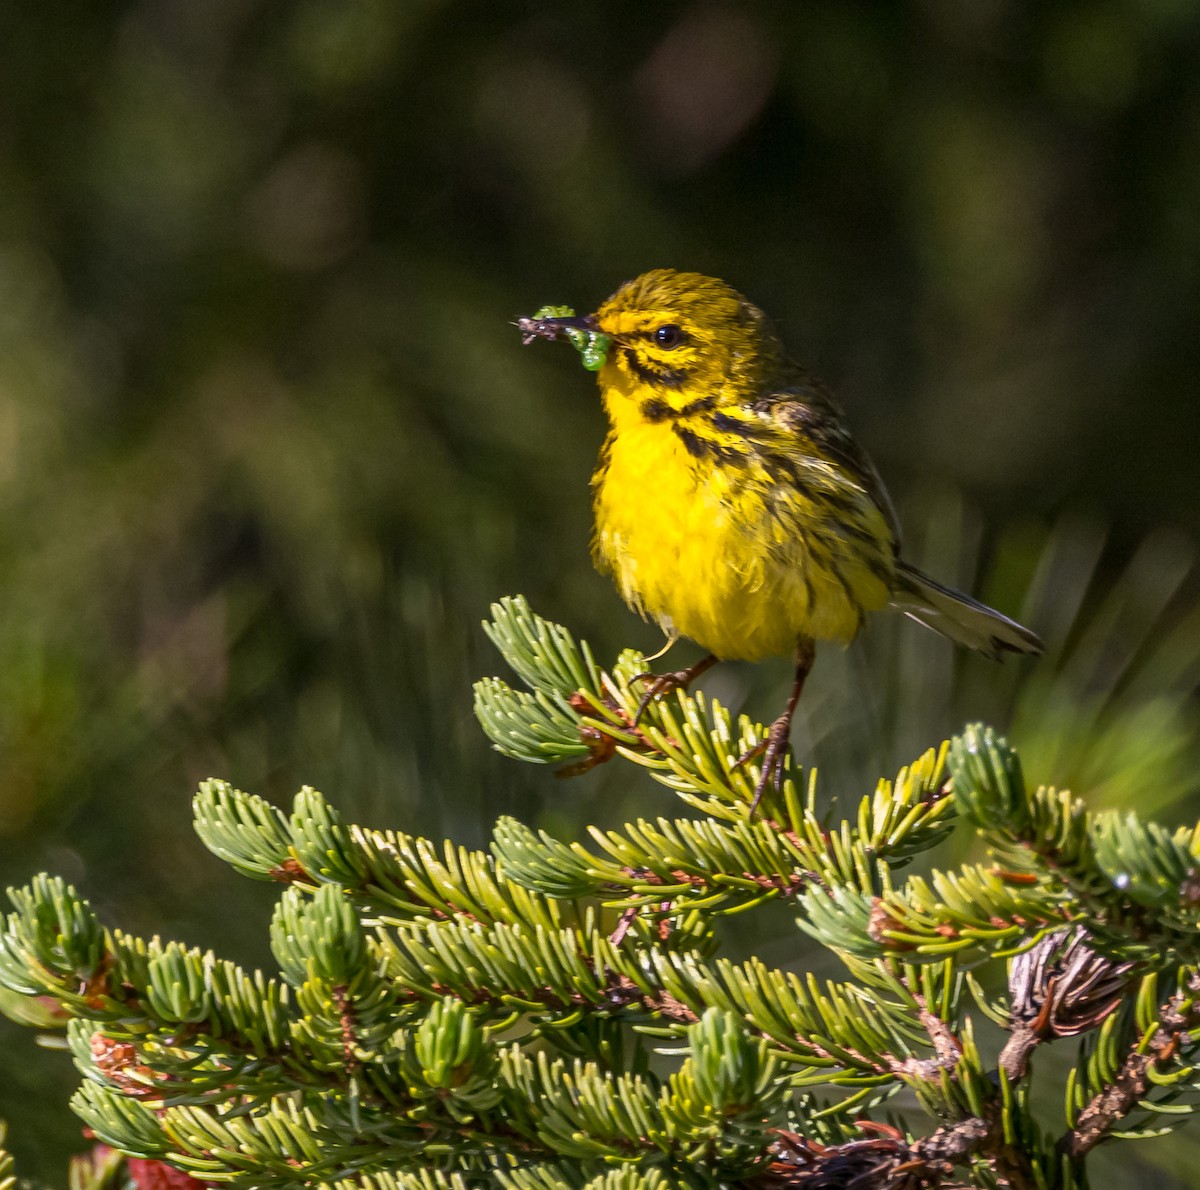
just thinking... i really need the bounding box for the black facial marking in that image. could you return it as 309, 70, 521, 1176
619, 345, 654, 386
638, 394, 717, 423
620, 345, 689, 390
657, 370, 690, 389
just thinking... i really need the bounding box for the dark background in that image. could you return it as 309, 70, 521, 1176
2, 1, 1200, 1182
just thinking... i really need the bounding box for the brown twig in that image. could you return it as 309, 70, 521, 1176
1058, 976, 1200, 1161
759, 1115, 1032, 1189
331, 985, 359, 1077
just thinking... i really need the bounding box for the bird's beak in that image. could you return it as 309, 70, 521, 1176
517, 313, 600, 344
517, 306, 612, 372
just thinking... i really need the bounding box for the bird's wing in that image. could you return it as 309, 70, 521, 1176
751, 371, 902, 552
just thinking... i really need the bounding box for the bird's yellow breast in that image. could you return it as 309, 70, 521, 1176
591, 402, 893, 661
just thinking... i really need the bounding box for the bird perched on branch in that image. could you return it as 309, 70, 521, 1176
519, 269, 1041, 810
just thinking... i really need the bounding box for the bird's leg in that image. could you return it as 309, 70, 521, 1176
738, 638, 816, 816
632, 653, 719, 725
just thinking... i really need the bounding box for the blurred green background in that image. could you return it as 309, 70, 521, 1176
2, 0, 1200, 1182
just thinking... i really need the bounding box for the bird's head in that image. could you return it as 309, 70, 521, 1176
520, 270, 782, 416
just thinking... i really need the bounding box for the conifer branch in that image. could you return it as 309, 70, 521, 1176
0, 1124, 15, 1190
1058, 971, 1200, 1159
6, 599, 1200, 1186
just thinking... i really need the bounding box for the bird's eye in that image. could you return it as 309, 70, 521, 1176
653, 324, 684, 349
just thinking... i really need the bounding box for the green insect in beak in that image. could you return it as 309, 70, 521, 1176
519, 305, 612, 371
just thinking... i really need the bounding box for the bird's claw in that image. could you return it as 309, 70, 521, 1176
630, 654, 719, 724
734, 715, 793, 816
631, 668, 696, 724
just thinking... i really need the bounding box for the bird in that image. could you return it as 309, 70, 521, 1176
518, 269, 1042, 810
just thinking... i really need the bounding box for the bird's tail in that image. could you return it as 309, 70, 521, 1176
890, 560, 1043, 660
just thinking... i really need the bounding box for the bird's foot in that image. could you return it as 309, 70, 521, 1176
734, 713, 794, 816
631, 669, 694, 724
632, 654, 718, 725
557, 689, 677, 778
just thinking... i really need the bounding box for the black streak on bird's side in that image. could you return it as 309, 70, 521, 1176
593, 433, 613, 478
712, 410, 776, 442
678, 394, 719, 417
672, 425, 747, 467
673, 425, 706, 457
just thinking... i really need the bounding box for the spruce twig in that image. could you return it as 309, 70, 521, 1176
1058, 972, 1200, 1160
